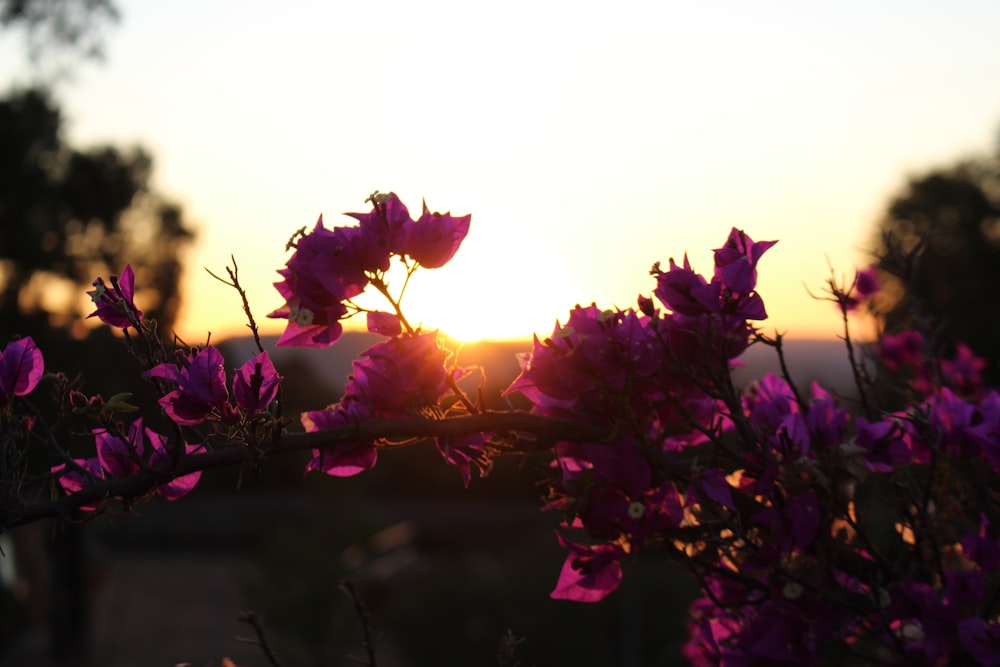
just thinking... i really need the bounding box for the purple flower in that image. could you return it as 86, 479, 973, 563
303, 399, 377, 477
962, 515, 1000, 570
958, 618, 1000, 667
713, 227, 777, 296
942, 343, 988, 397
504, 305, 662, 421
50, 457, 103, 510
402, 200, 471, 268
232, 351, 281, 416
366, 311, 402, 337
880, 330, 925, 371
0, 336, 44, 408
436, 433, 490, 487
147, 439, 204, 501
803, 382, 849, 452
856, 416, 910, 472
745, 373, 798, 433
550, 532, 624, 602
350, 332, 450, 416
52, 420, 201, 505
96, 418, 202, 500
148, 348, 281, 425
87, 264, 143, 329
840, 267, 880, 312
146, 346, 229, 426
268, 214, 387, 348
653, 255, 718, 316
346, 192, 413, 256
697, 468, 736, 511
737, 601, 819, 665
854, 266, 880, 298
750, 490, 821, 550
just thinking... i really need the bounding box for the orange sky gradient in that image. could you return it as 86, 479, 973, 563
3, 1, 999, 344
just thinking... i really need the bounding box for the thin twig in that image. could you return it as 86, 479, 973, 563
205, 257, 264, 354
756, 331, 808, 414
236, 610, 283, 667
340, 580, 377, 667
496, 630, 525, 667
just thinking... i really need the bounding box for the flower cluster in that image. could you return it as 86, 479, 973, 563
51, 418, 202, 507
27, 191, 1000, 666
145, 347, 281, 426
275, 193, 487, 484
503, 229, 774, 603
302, 329, 486, 485
48, 345, 281, 508
267, 193, 470, 348
501, 227, 1000, 665
302, 331, 451, 476
680, 370, 1000, 666
880, 329, 989, 399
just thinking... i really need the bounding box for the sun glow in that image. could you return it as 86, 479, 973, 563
120, 2, 1000, 350
344, 245, 573, 344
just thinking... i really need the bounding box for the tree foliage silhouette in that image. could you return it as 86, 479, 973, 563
0, 87, 195, 343
0, 0, 118, 63
873, 144, 1000, 383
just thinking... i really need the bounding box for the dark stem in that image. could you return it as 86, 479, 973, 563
236, 610, 283, 667
756, 331, 808, 413
340, 580, 377, 667
205, 257, 264, 354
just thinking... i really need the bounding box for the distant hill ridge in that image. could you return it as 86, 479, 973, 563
216, 332, 862, 416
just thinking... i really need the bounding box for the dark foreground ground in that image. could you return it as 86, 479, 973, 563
1, 335, 855, 666
0, 451, 699, 667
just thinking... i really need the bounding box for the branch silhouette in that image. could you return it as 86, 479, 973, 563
4, 412, 609, 531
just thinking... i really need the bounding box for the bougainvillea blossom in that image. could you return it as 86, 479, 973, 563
232, 351, 281, 416
50, 457, 103, 510
550, 532, 625, 602
52, 420, 201, 504
146, 346, 229, 425
95, 418, 202, 500
87, 264, 143, 329
268, 216, 368, 348
350, 332, 450, 416
345, 192, 413, 256
302, 398, 377, 477
268, 194, 471, 348
366, 311, 402, 337
713, 227, 777, 296
402, 200, 471, 268
436, 433, 490, 487
0, 336, 44, 408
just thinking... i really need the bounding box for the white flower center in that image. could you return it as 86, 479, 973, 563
288, 306, 315, 327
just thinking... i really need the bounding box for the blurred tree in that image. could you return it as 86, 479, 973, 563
1, 0, 118, 64
873, 141, 1000, 383
0, 87, 195, 343
0, 6, 194, 666
0, 83, 193, 667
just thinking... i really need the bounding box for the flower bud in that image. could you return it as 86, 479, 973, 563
69, 390, 90, 409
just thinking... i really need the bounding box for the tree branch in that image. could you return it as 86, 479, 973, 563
2, 412, 610, 532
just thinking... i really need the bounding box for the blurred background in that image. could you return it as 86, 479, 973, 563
1, 0, 999, 665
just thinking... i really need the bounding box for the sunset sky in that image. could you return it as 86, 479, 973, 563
3, 0, 999, 343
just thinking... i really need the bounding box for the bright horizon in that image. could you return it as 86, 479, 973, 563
3, 1, 999, 344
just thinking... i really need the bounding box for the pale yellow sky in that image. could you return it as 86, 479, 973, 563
4, 0, 999, 342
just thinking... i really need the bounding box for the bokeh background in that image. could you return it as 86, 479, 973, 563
2, 1, 999, 665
